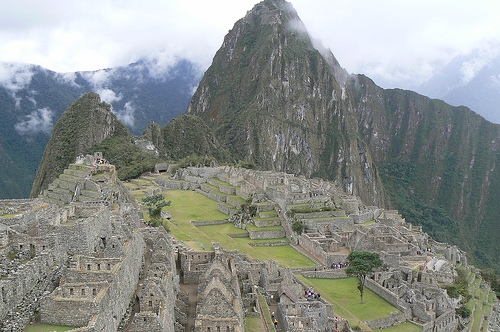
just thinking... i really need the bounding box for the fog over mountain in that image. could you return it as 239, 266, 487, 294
417, 45, 500, 124
0, 58, 202, 198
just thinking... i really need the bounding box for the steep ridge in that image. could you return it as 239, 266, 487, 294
30, 92, 133, 197
187, 0, 386, 208
183, 0, 500, 271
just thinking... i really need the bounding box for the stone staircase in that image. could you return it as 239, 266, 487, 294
42, 164, 103, 205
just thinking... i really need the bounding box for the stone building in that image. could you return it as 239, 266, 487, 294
194, 252, 244, 332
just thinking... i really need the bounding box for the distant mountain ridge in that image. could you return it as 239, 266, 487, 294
417, 48, 500, 125
0, 58, 201, 199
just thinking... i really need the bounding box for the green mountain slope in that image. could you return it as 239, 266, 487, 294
31, 92, 158, 197
183, 0, 500, 271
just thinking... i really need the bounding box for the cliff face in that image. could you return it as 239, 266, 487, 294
184, 0, 500, 271
187, 0, 386, 207
31, 92, 132, 197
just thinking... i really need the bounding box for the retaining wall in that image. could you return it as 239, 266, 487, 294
247, 229, 285, 240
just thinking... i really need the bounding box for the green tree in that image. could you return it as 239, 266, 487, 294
142, 194, 171, 227
346, 251, 383, 304
291, 218, 305, 235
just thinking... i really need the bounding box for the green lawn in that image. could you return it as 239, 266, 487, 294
24, 324, 78, 332
244, 315, 265, 331
246, 224, 283, 231
210, 177, 240, 189
362, 220, 376, 226
128, 186, 315, 266
299, 276, 400, 329
198, 224, 314, 267
380, 321, 421, 332
163, 190, 229, 223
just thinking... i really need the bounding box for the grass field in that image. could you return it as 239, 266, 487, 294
24, 324, 78, 332
244, 315, 265, 330
163, 190, 229, 223
140, 189, 316, 267
379, 321, 422, 331
298, 276, 400, 330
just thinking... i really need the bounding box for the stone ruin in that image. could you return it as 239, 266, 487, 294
0, 160, 498, 331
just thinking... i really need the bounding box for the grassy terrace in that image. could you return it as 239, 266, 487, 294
0, 210, 25, 218
298, 276, 401, 331
253, 216, 280, 221
305, 216, 348, 220
246, 224, 283, 231
362, 220, 376, 226
379, 322, 422, 332
202, 183, 247, 203
129, 186, 315, 267
24, 324, 78, 332
210, 177, 240, 189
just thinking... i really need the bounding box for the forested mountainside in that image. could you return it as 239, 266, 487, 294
31, 93, 159, 197
172, 0, 500, 271
0, 59, 199, 199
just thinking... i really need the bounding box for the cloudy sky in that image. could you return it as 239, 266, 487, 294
1, 0, 499, 90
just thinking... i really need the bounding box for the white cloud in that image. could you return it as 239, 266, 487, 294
14, 107, 54, 135
81, 69, 114, 89
56, 72, 80, 87
0, 0, 500, 90
97, 88, 122, 104
114, 101, 135, 127
0, 62, 36, 107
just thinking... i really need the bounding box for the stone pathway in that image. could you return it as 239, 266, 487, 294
179, 278, 198, 331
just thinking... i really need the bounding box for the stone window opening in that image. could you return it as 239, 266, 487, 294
87, 264, 91, 271
97, 264, 101, 270
107, 263, 111, 270
81, 289, 85, 296
93, 288, 96, 296
149, 300, 152, 307
70, 288, 74, 295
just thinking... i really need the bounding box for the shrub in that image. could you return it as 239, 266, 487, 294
456, 306, 471, 318
292, 219, 305, 235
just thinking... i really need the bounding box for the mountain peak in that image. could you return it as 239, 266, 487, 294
30, 92, 132, 197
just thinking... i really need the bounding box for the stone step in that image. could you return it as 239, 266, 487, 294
54, 178, 77, 191
80, 189, 101, 199
68, 164, 94, 172
78, 195, 98, 202
44, 190, 72, 202
60, 174, 82, 184
52, 187, 72, 196
63, 168, 90, 178
258, 210, 278, 218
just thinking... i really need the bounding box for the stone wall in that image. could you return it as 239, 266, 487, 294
300, 269, 347, 279
365, 278, 410, 314
432, 309, 458, 332
190, 220, 228, 226
247, 228, 285, 240
363, 312, 407, 329
253, 218, 281, 227
0, 249, 64, 321
153, 178, 199, 191
196, 188, 226, 203
294, 211, 345, 219
41, 228, 144, 332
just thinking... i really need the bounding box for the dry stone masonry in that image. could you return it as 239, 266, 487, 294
0, 159, 498, 331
